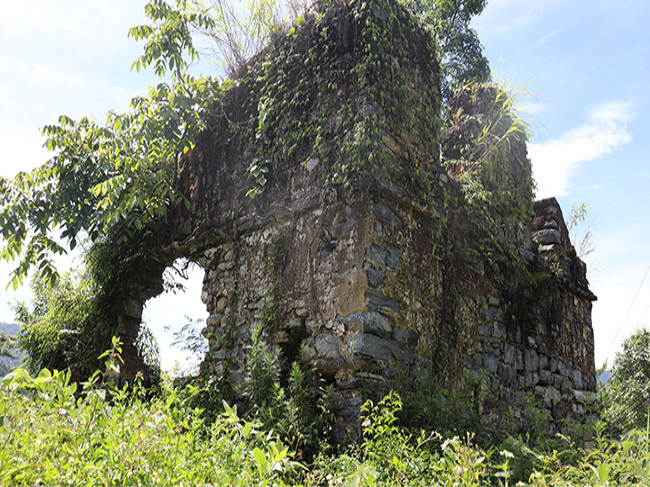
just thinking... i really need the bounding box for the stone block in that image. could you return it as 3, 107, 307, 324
574, 389, 587, 402
365, 288, 400, 313
337, 377, 363, 390
539, 369, 553, 386
392, 328, 419, 349
534, 228, 561, 245
349, 333, 405, 364
315, 332, 342, 358
544, 386, 561, 407
372, 220, 384, 237
572, 369, 584, 389
295, 307, 309, 317
487, 291, 500, 306
339, 311, 392, 337
365, 242, 403, 269
524, 349, 539, 372
539, 354, 549, 370
478, 323, 491, 336
515, 349, 524, 371
218, 261, 233, 271
465, 353, 481, 370
486, 306, 503, 321
493, 322, 506, 339
504, 343, 515, 365
572, 403, 585, 414
525, 372, 539, 388
374, 203, 402, 229
484, 354, 498, 374
313, 332, 344, 378
365, 267, 386, 288
497, 362, 516, 383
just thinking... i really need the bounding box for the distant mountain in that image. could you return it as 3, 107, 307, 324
0, 322, 23, 374
598, 369, 612, 386
0, 322, 20, 335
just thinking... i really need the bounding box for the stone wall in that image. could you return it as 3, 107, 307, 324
145, 0, 597, 442
465, 197, 596, 433
195, 174, 596, 440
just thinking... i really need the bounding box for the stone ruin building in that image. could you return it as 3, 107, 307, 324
117, 0, 596, 441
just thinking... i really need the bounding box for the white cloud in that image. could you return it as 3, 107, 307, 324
529, 101, 634, 199
591, 261, 650, 367
535, 30, 557, 46
517, 100, 549, 116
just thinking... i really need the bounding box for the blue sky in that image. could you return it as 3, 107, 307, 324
1, 0, 649, 370
473, 0, 650, 368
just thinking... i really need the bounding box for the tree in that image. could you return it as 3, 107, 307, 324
0, 0, 493, 380
0, 0, 219, 379
601, 328, 650, 436
14, 264, 161, 381
14, 269, 101, 376
413, 0, 491, 105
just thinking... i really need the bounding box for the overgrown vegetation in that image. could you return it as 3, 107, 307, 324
12, 254, 163, 381
600, 328, 650, 437
2, 2, 640, 484
4, 343, 650, 486
0, 0, 523, 381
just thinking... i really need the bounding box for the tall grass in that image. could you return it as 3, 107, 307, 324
3, 342, 650, 486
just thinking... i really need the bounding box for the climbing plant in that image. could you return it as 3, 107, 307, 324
238, 0, 442, 198
442, 83, 534, 273
0, 0, 219, 290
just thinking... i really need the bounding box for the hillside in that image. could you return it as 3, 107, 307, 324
0, 322, 22, 374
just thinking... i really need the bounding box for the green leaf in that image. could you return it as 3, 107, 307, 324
253, 447, 267, 468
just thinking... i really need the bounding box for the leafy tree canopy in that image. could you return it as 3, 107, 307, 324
412, 0, 491, 103
601, 328, 650, 435
0, 0, 220, 290
0, 0, 491, 289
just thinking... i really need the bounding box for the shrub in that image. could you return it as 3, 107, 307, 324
601, 328, 650, 436
243, 327, 335, 456
0, 340, 299, 486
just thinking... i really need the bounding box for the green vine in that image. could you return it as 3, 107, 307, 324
236, 0, 441, 200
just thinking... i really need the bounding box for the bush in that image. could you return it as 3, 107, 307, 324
601, 328, 650, 436
14, 270, 99, 376
0, 340, 299, 486
14, 267, 161, 383
243, 327, 335, 456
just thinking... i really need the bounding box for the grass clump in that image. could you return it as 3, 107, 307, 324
0, 339, 299, 486
4, 340, 650, 486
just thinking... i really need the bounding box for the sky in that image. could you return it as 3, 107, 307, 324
1, 0, 649, 371
472, 0, 650, 368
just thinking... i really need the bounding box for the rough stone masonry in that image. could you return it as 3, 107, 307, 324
132, 0, 597, 442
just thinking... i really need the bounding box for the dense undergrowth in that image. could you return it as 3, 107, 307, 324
2, 342, 650, 486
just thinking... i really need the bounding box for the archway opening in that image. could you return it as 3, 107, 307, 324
141, 258, 209, 376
